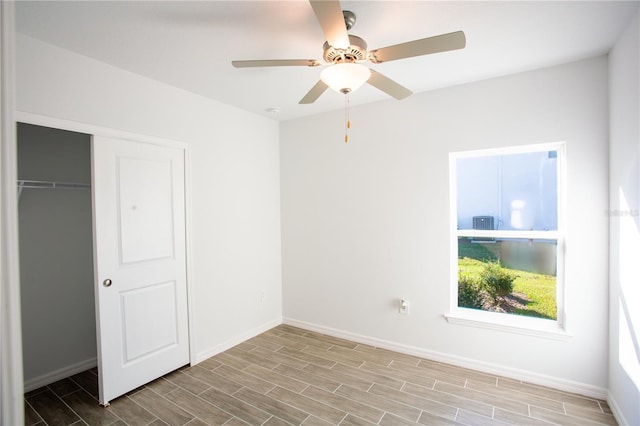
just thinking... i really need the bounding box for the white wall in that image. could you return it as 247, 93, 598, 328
17, 123, 96, 387
608, 10, 640, 426
16, 34, 283, 364
281, 57, 609, 395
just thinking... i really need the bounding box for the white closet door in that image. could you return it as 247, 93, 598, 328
92, 135, 189, 405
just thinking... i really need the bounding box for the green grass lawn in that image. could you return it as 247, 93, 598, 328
458, 240, 557, 319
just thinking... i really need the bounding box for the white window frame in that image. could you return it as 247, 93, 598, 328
446, 142, 570, 340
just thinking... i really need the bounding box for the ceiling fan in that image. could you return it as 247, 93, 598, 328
232, 0, 466, 104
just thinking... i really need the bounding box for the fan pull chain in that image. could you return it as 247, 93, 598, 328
344, 91, 351, 143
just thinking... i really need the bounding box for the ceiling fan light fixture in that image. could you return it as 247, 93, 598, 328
320, 63, 371, 94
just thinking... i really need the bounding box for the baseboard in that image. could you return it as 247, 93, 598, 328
24, 357, 97, 393
283, 317, 609, 400
193, 317, 282, 364
24, 318, 283, 393
607, 391, 630, 426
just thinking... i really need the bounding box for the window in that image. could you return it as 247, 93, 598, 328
447, 143, 567, 337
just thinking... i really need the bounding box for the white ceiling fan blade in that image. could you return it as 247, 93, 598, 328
299, 80, 329, 104
367, 70, 412, 100
369, 31, 466, 63
309, 0, 350, 49
232, 59, 321, 68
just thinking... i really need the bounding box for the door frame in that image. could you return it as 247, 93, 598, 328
1, 2, 24, 424
14, 110, 197, 371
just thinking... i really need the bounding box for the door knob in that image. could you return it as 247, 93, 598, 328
103, 279, 112, 287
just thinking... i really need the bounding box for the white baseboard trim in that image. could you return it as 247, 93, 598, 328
283, 317, 608, 400
607, 392, 630, 426
193, 317, 282, 365
24, 357, 97, 393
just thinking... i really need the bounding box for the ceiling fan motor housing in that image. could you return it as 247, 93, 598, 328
323, 35, 368, 64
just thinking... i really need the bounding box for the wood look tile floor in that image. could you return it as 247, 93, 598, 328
24, 325, 617, 426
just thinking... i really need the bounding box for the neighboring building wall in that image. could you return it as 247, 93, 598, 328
457, 151, 558, 231
609, 10, 640, 426
281, 56, 610, 395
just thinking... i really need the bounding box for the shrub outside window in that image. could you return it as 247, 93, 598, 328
448, 143, 566, 335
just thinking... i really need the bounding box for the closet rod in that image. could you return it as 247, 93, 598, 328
17, 180, 91, 200
17, 179, 91, 190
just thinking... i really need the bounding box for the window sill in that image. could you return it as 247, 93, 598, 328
444, 309, 572, 341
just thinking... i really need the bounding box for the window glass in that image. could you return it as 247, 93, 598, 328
452, 145, 563, 325
456, 151, 558, 231
457, 237, 557, 320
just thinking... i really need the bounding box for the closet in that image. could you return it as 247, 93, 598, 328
18, 122, 96, 391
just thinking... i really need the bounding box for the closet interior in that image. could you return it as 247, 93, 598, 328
18, 122, 97, 391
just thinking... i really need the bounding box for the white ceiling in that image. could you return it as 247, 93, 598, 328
15, 1, 639, 121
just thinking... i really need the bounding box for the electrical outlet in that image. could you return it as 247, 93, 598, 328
399, 298, 409, 315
